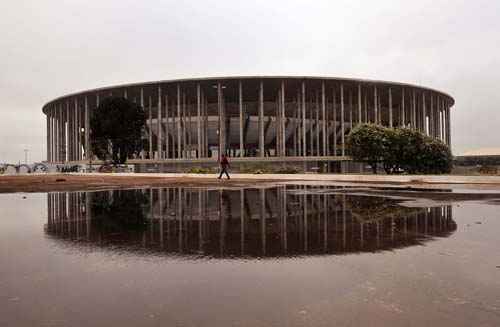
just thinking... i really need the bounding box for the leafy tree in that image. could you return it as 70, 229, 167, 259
347, 125, 453, 175
91, 189, 149, 233
392, 128, 426, 174
381, 128, 401, 174
346, 124, 386, 173
419, 137, 453, 174
90, 97, 146, 165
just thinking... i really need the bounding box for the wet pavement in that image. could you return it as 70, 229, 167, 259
1, 185, 499, 326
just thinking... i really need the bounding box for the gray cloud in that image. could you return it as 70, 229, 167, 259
1, 0, 499, 162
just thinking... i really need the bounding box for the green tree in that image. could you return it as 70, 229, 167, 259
419, 137, 453, 174
348, 125, 453, 175
346, 124, 386, 173
90, 97, 146, 165
381, 128, 452, 174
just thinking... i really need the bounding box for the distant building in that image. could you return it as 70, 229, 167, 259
455, 148, 500, 166
42, 76, 454, 172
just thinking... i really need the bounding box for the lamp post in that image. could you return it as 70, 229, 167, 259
24, 149, 29, 164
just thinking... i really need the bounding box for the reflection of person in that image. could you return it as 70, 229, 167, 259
218, 154, 230, 179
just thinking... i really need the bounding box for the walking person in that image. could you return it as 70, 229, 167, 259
218, 154, 230, 179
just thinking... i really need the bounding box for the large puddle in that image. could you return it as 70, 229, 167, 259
1, 185, 499, 326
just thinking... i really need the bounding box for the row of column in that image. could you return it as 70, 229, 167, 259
45, 80, 453, 163
46, 97, 90, 163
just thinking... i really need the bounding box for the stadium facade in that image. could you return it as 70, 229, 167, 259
42, 76, 454, 172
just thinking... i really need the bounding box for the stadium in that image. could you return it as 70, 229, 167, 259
42, 76, 454, 172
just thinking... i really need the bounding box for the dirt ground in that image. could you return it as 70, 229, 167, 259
2, 174, 500, 203
0, 174, 276, 193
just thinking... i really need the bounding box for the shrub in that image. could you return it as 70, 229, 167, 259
346, 123, 387, 174
275, 166, 300, 174
188, 167, 212, 174
347, 125, 453, 175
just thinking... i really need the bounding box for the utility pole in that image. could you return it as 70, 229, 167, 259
24, 149, 29, 164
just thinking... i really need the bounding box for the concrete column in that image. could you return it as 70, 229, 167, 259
73, 100, 77, 161
72, 98, 77, 161
54, 107, 58, 162
412, 90, 417, 130
58, 104, 62, 162
49, 108, 52, 162
388, 87, 393, 128
438, 98, 443, 141
281, 80, 286, 157
277, 88, 282, 157
75, 99, 80, 160
296, 91, 301, 156
197, 83, 202, 158
364, 92, 368, 123
340, 84, 345, 156
204, 95, 209, 157
437, 97, 442, 141
201, 92, 206, 158
430, 95, 434, 138
165, 94, 169, 159
47, 109, 51, 162
315, 91, 320, 156
176, 85, 182, 158
309, 93, 314, 156
301, 81, 306, 156
57, 105, 60, 162
68, 101, 72, 161
443, 102, 448, 145
67, 100, 75, 161
259, 81, 265, 157
374, 85, 378, 125
63, 102, 67, 162
439, 98, 444, 142
186, 94, 192, 158
239, 81, 244, 157
157, 86, 162, 160
357, 84, 362, 125
378, 94, 382, 125
217, 82, 226, 156
442, 102, 446, 143
321, 82, 326, 156
401, 88, 405, 127
333, 89, 337, 156
422, 92, 427, 135
139, 88, 145, 159
46, 113, 50, 162
58, 105, 61, 162
349, 90, 353, 132
446, 105, 451, 147
84, 97, 89, 160
146, 95, 151, 159
444, 101, 447, 144
325, 94, 330, 156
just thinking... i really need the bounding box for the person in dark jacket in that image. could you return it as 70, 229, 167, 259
218, 154, 230, 179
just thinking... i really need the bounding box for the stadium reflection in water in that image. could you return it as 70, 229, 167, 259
45, 186, 456, 258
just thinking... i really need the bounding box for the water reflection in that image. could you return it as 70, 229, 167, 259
46, 186, 456, 258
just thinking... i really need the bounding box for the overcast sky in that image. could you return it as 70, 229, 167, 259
1, 0, 499, 163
